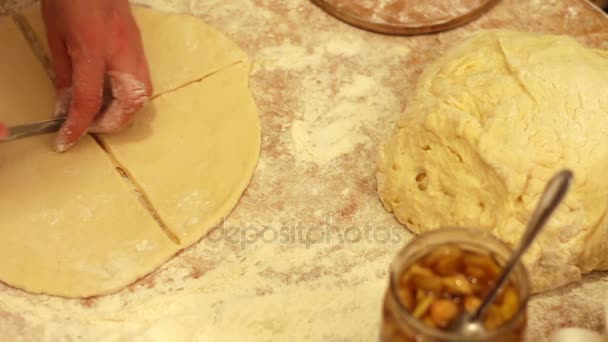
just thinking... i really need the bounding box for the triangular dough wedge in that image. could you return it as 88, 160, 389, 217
0, 18, 177, 298
100, 61, 261, 247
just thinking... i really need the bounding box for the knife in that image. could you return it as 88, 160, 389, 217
1, 77, 118, 143
0, 118, 66, 143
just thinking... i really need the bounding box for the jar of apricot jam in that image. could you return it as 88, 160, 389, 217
381, 227, 530, 342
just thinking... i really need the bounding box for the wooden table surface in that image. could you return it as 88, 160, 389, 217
0, 0, 607, 340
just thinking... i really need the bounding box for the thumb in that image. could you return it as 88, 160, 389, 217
55, 51, 105, 152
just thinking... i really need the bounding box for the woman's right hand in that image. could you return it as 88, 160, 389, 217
41, 0, 152, 152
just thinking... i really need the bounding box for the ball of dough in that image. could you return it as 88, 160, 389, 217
377, 30, 608, 293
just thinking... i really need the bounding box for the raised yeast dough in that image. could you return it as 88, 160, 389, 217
377, 30, 608, 293
0, 6, 260, 297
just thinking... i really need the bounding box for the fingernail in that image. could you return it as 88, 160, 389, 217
55, 139, 75, 153
55, 127, 76, 153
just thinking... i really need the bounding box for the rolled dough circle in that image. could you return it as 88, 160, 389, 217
0, 7, 260, 297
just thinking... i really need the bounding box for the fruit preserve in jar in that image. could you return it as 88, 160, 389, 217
381, 227, 530, 342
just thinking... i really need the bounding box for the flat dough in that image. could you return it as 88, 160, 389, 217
377, 30, 608, 293
0, 17, 176, 297
101, 61, 261, 246
0, 7, 260, 297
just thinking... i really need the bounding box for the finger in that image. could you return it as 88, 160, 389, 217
46, 33, 72, 91
0, 123, 7, 139
56, 48, 105, 152
41, 1, 73, 118
90, 71, 149, 133
94, 18, 152, 133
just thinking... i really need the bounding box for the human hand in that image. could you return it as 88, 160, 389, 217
41, 0, 153, 152
0, 123, 7, 139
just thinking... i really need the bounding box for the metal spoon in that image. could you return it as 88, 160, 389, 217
449, 169, 574, 336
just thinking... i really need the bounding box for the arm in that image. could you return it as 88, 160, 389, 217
41, 0, 153, 152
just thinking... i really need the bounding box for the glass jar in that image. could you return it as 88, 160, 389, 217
380, 227, 530, 342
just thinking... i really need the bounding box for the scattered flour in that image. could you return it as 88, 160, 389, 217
324, 37, 363, 56
291, 72, 398, 165
254, 43, 323, 71
185, 217, 200, 227
176, 190, 202, 209
135, 240, 150, 252
30, 210, 62, 226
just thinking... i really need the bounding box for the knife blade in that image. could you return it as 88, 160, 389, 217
0, 118, 66, 143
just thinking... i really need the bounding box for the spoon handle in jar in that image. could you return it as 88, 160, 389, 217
516, 169, 573, 254
472, 169, 574, 321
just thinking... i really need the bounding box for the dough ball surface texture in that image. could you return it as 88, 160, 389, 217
377, 30, 608, 293
0, 7, 260, 297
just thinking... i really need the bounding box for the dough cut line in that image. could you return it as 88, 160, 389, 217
90, 134, 181, 245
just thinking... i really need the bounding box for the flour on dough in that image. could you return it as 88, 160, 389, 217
377, 30, 608, 293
